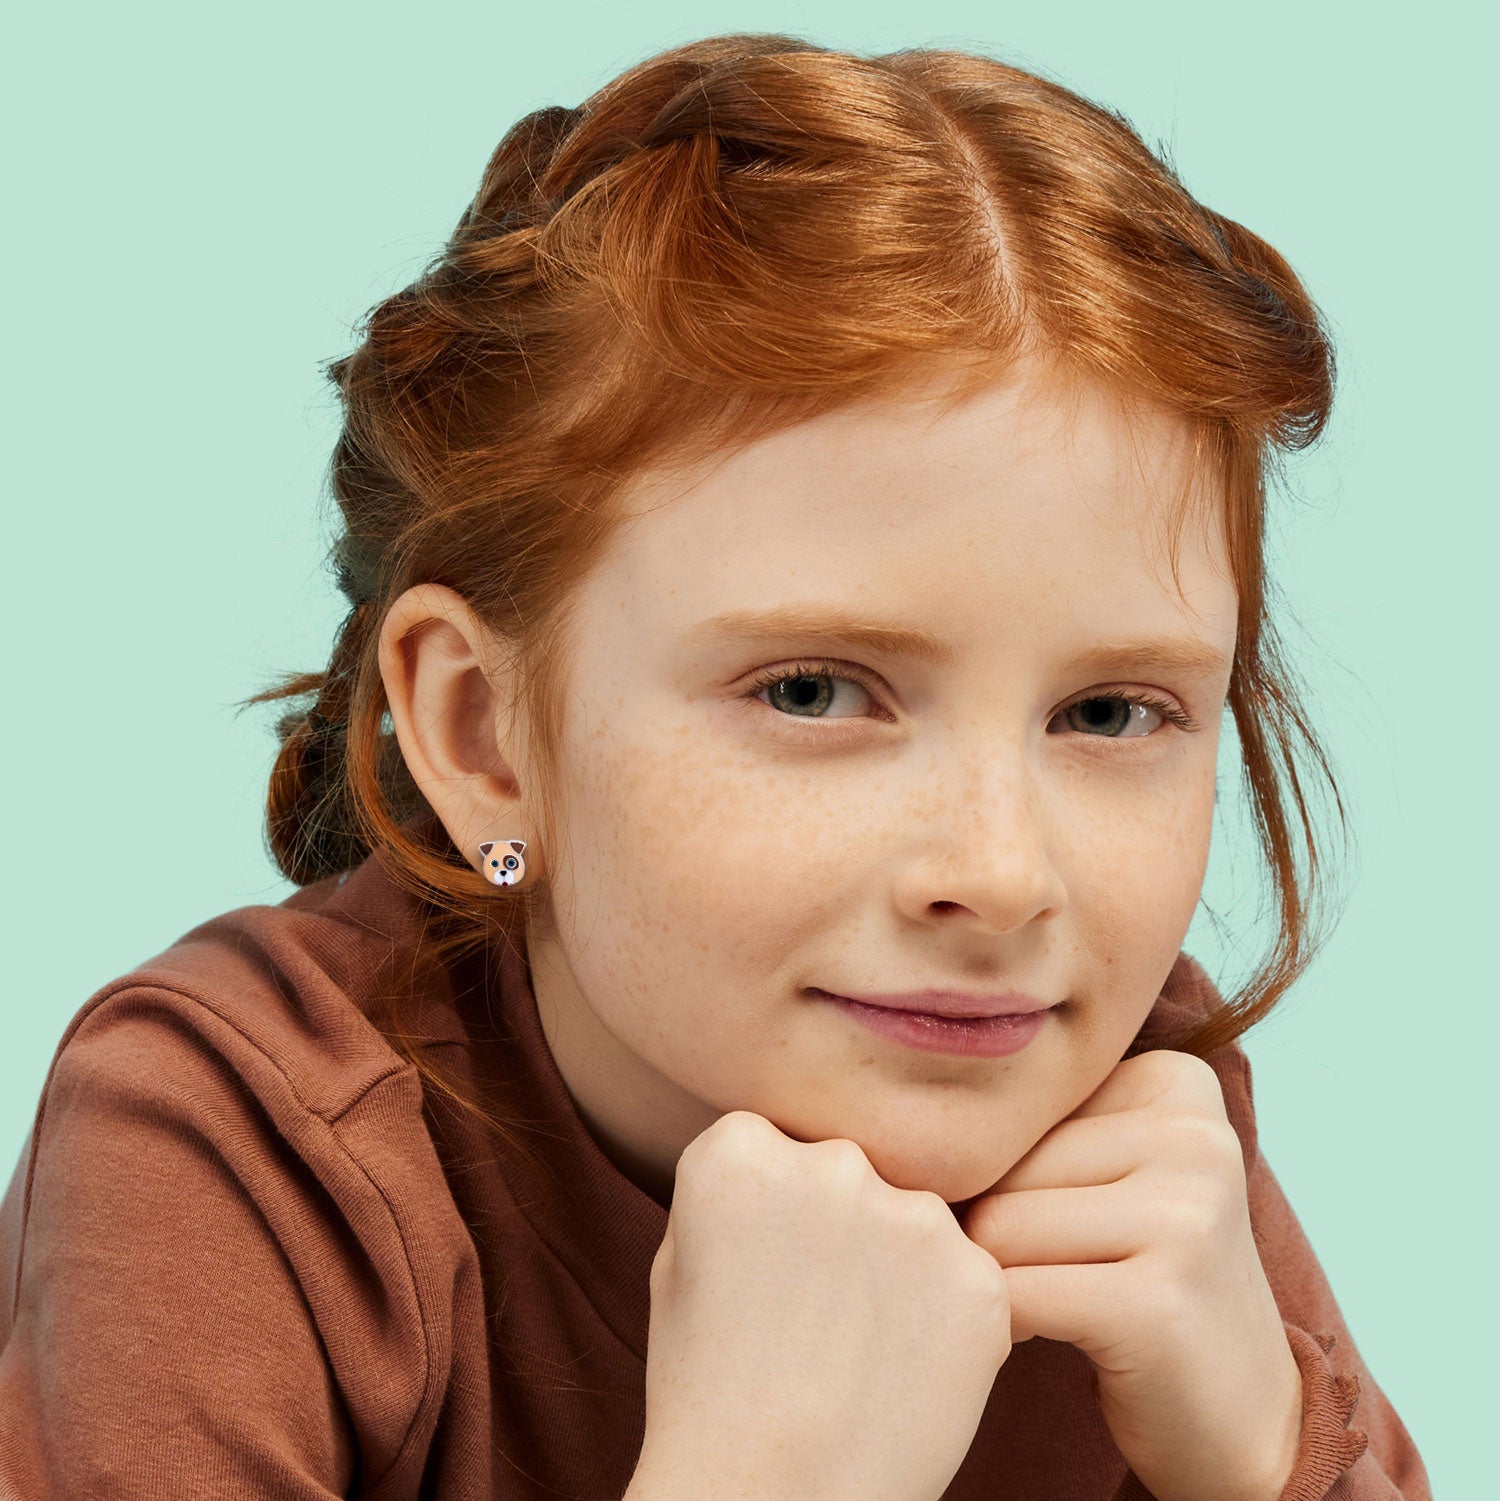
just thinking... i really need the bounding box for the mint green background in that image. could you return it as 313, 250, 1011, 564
5, 2, 1488, 1488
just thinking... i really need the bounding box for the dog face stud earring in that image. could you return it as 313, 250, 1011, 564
478, 839, 527, 887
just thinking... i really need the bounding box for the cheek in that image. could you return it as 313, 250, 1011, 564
1149, 756, 1218, 915
555, 719, 815, 972
1066, 765, 1216, 1038
1080, 753, 1215, 898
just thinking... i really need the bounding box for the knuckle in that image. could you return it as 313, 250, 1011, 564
815, 1136, 875, 1182
897, 1186, 955, 1230
968, 1240, 1009, 1299
1175, 1108, 1240, 1163
718, 1108, 774, 1139
1145, 1048, 1220, 1097
1165, 1181, 1223, 1238
690, 1109, 770, 1164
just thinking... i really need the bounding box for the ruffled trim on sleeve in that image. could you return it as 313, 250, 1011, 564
1276, 1322, 1371, 1500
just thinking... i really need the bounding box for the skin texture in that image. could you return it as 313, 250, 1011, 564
378, 355, 1239, 1217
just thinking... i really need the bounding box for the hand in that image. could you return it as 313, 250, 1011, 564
638, 1111, 1015, 1501
959, 1050, 1305, 1501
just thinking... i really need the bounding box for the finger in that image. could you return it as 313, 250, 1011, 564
1066, 1049, 1224, 1123
966, 1180, 1151, 1267
993, 1111, 1157, 1193
1001, 1260, 1126, 1351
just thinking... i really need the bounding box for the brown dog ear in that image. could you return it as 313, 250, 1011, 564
508, 840, 526, 854
478, 841, 495, 857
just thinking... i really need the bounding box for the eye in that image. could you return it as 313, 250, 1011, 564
739, 658, 1201, 741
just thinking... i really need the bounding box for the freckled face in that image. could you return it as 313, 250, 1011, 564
519, 361, 1237, 1210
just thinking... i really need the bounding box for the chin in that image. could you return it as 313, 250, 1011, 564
859, 1149, 1009, 1207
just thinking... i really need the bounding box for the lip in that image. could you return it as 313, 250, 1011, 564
811, 987, 1056, 1019
819, 993, 1056, 1058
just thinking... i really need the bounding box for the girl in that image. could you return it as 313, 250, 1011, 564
0, 32, 1430, 1501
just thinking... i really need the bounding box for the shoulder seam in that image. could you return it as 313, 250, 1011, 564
70, 978, 413, 1123
320, 1070, 437, 1492
9, 980, 432, 1470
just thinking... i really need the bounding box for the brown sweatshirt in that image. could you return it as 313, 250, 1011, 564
0, 818, 1431, 1500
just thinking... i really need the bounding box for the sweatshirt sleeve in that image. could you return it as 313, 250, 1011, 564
0, 984, 426, 1500
1245, 1144, 1432, 1501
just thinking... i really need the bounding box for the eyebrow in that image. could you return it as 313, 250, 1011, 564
687, 606, 1233, 680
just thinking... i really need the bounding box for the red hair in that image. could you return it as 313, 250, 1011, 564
240, 33, 1348, 1129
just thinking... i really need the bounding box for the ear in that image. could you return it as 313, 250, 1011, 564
508, 840, 526, 854
478, 841, 495, 856
378, 583, 529, 872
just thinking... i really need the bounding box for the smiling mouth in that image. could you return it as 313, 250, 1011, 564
805, 986, 1059, 1021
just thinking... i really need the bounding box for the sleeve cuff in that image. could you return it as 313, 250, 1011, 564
1276, 1322, 1371, 1501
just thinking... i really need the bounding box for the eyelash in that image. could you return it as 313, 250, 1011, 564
739, 657, 1202, 741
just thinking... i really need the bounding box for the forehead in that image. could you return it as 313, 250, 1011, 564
604, 366, 1230, 623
